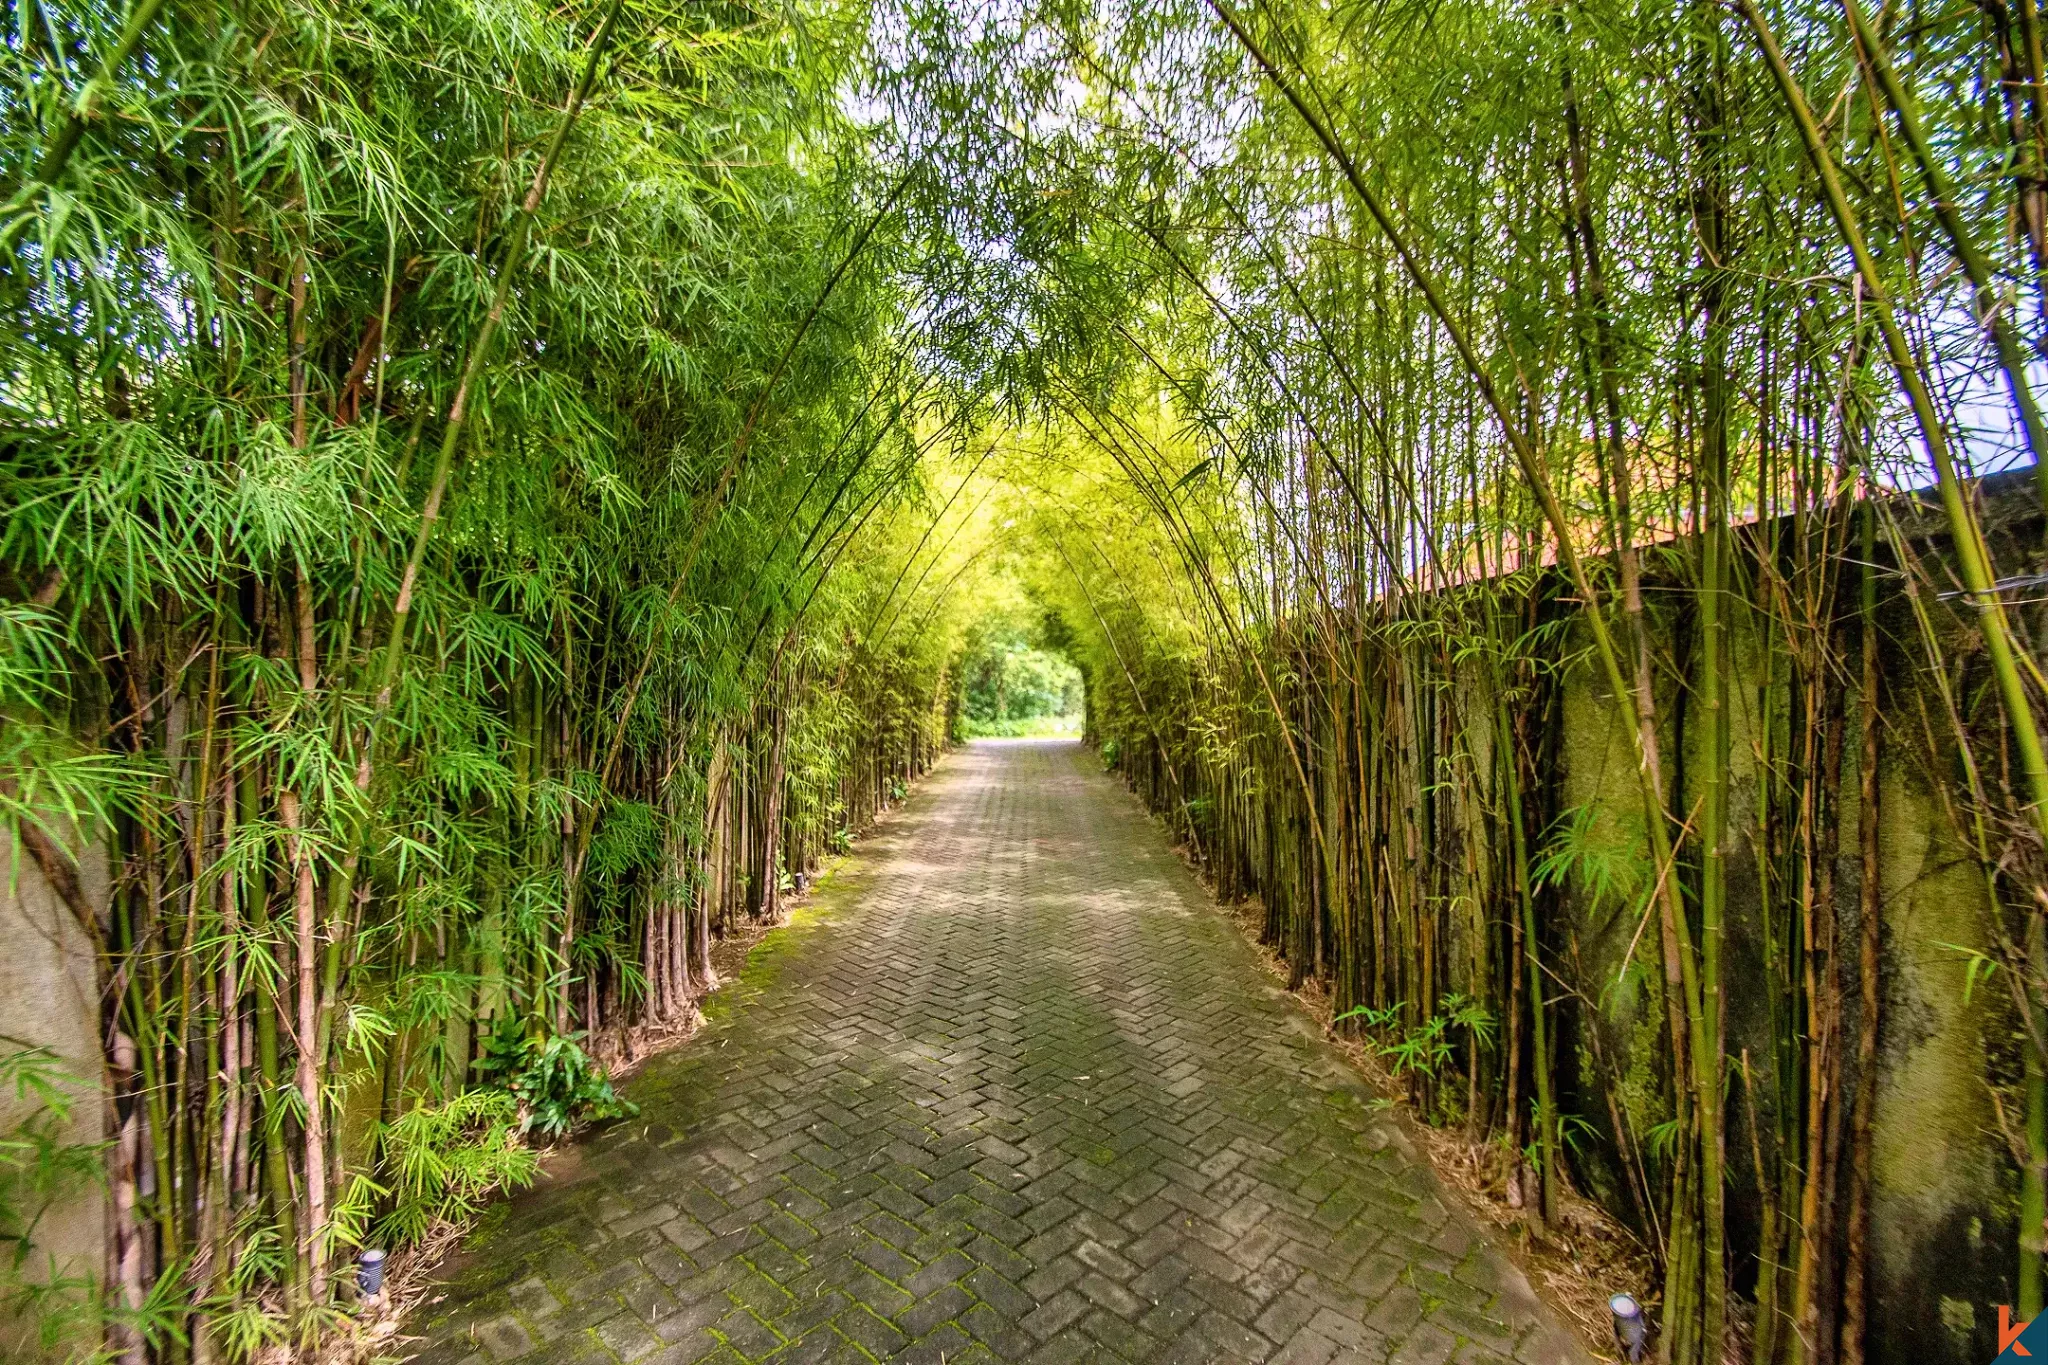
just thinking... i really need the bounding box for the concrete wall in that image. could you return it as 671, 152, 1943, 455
1544, 569, 2013, 1365
1, 830, 108, 1360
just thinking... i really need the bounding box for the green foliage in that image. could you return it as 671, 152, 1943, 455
1336, 996, 1494, 1090
476, 1022, 637, 1142
370, 1088, 541, 1247
0, 0, 973, 1343
1533, 806, 1649, 909
1334, 1003, 1403, 1033
1534, 805, 1662, 999
1939, 941, 2003, 1004
961, 633, 1083, 728
956, 592, 1087, 738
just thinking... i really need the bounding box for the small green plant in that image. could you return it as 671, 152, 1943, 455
477, 1021, 638, 1140
1937, 940, 2002, 1002
368, 1087, 541, 1247
1644, 1116, 1684, 1160
1382, 1017, 1455, 1080
1440, 993, 1496, 1051
1335, 996, 1494, 1087
1334, 1001, 1403, 1032
1559, 1110, 1601, 1157
204, 1214, 292, 1363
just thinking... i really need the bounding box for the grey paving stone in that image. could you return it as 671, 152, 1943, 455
407, 742, 1587, 1364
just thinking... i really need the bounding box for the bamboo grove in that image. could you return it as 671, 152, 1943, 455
0, 2, 987, 1360
872, 0, 2048, 1361
13, 0, 2048, 1361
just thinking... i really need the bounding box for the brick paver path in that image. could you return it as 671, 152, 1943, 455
412, 740, 1587, 1365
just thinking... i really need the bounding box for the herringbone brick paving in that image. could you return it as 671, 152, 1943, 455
410, 739, 1587, 1365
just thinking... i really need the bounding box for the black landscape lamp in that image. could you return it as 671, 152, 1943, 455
358, 1248, 387, 1298
1609, 1293, 1648, 1362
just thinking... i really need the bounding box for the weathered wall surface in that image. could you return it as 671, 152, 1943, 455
1864, 749, 2008, 1363
1, 830, 107, 1359
1547, 594, 2010, 1365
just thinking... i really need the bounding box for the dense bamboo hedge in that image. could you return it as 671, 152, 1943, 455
873, 0, 2048, 1360
0, 2, 968, 1360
